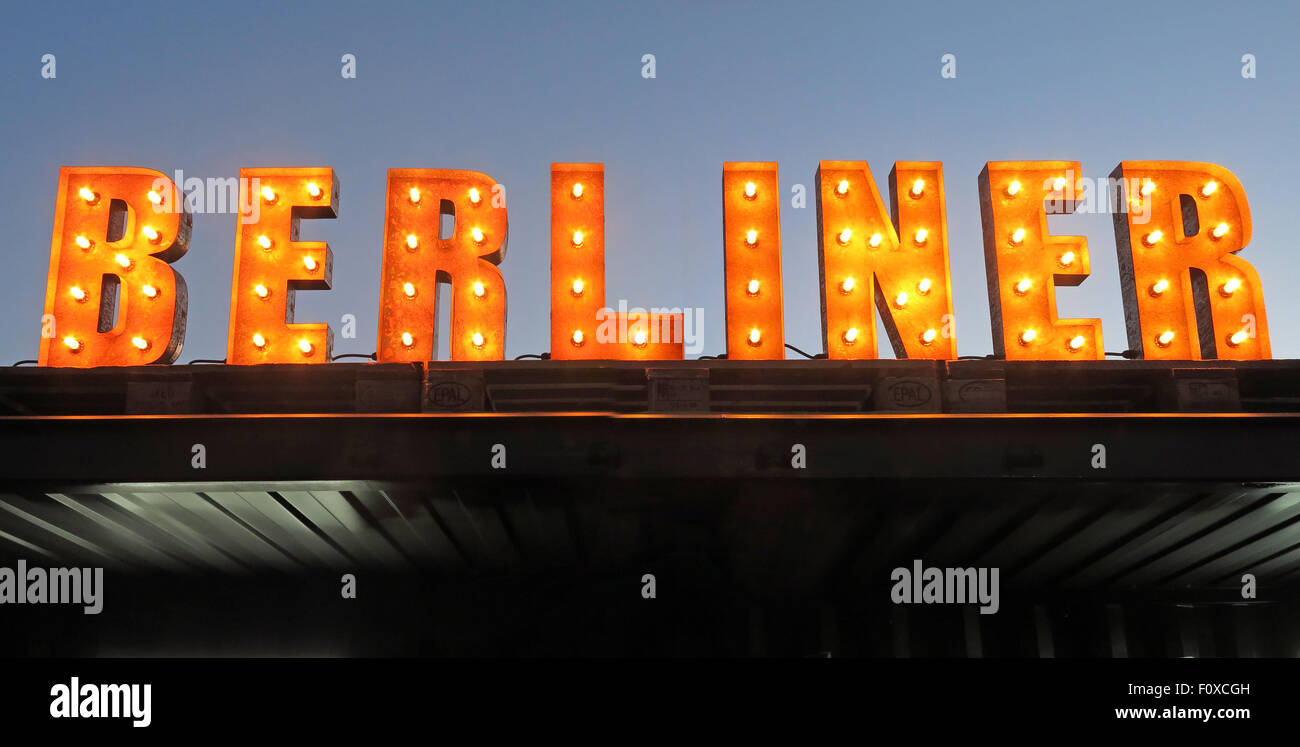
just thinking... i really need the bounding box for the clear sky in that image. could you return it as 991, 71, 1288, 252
2, 0, 1297, 362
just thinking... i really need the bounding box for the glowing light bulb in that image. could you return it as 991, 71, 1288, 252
468, 187, 481, 205
79, 187, 97, 203
306, 182, 322, 198
1015, 278, 1032, 295
1052, 177, 1067, 191
63, 336, 81, 351
471, 332, 485, 348
303, 255, 317, 271
406, 234, 419, 250
1156, 330, 1175, 347
917, 278, 932, 294
473, 281, 486, 298
913, 229, 928, 245
747, 279, 760, 295
1221, 278, 1241, 296
571, 183, 583, 199
1068, 335, 1085, 352
254, 284, 270, 298
571, 329, 585, 345
837, 228, 852, 245
114, 253, 132, 269
840, 277, 855, 293
141, 284, 158, 298
910, 179, 925, 197
1059, 251, 1075, 267
869, 233, 883, 248
571, 279, 584, 296
69, 286, 86, 301
403, 282, 416, 298
1143, 229, 1162, 246
147, 190, 163, 205
409, 187, 421, 204
633, 329, 648, 347
1150, 279, 1169, 296
75, 235, 92, 250
252, 333, 266, 348
1005, 181, 1021, 197
746, 229, 758, 247
1201, 181, 1218, 198
920, 328, 937, 345
1140, 180, 1155, 196
1019, 329, 1037, 345
744, 181, 757, 199
1212, 222, 1229, 239
572, 230, 583, 247
894, 291, 909, 308
836, 179, 850, 196
257, 234, 273, 250
843, 327, 859, 344
1228, 329, 1249, 347
261, 186, 277, 203
131, 336, 150, 351
298, 339, 313, 355
401, 332, 415, 347
1010, 227, 1025, 246
748, 328, 762, 346
142, 226, 160, 243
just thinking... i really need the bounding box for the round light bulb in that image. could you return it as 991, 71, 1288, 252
75, 235, 93, 250
1156, 330, 1175, 347
1010, 227, 1026, 246
131, 336, 150, 351
142, 226, 160, 243
468, 187, 481, 205
840, 277, 855, 294
257, 235, 273, 250
401, 332, 415, 347
471, 332, 485, 348
303, 255, 317, 271
1059, 251, 1075, 267
910, 179, 925, 197
917, 278, 932, 294
836, 179, 850, 196
69, 286, 86, 301
298, 339, 313, 354
571, 183, 583, 199
1015, 278, 1032, 295
1150, 279, 1168, 296
914, 229, 928, 245
572, 329, 585, 346
306, 182, 322, 198
1019, 329, 1037, 345
744, 181, 757, 199
1143, 229, 1163, 246
920, 328, 937, 345
843, 327, 859, 344
79, 187, 97, 203
1201, 181, 1218, 198
1220, 278, 1241, 296
261, 186, 277, 203
409, 187, 421, 204
406, 234, 419, 250
403, 282, 416, 298
63, 336, 81, 351
1140, 180, 1155, 196
141, 284, 158, 298
571, 279, 584, 296
1228, 329, 1248, 347
571, 230, 583, 247
1212, 222, 1229, 239
748, 328, 762, 345
1052, 177, 1067, 191
633, 329, 648, 347
252, 333, 266, 348
869, 233, 883, 248
894, 291, 908, 308
147, 190, 163, 205
838, 228, 852, 245
473, 281, 486, 298
1068, 335, 1085, 351
1005, 181, 1021, 197
747, 279, 760, 295
255, 284, 270, 298
114, 253, 132, 269
745, 229, 758, 247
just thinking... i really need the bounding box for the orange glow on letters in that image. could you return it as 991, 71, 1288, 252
40, 167, 191, 366
1110, 161, 1269, 360
227, 168, 337, 364
979, 161, 1103, 360
377, 169, 507, 362
815, 161, 955, 359
723, 163, 785, 359
549, 163, 683, 360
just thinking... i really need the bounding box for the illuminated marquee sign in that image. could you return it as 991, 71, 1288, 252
37, 161, 1272, 367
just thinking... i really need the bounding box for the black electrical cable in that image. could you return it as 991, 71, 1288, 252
184, 358, 227, 365
331, 353, 377, 361
784, 343, 824, 359
10, 360, 37, 367
1105, 350, 1140, 359
514, 353, 550, 360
